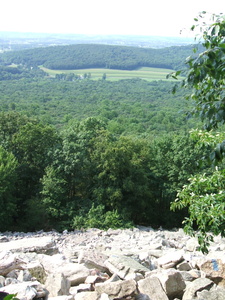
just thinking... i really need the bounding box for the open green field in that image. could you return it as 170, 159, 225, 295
41, 66, 176, 82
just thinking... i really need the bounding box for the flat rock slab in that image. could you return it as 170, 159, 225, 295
0, 237, 57, 254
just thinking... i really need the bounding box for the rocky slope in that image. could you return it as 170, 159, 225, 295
0, 227, 225, 300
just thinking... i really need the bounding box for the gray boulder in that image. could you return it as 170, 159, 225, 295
59, 263, 90, 286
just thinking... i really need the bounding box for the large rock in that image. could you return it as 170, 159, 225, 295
138, 276, 169, 300
26, 261, 47, 283
95, 279, 137, 299
154, 269, 186, 299
182, 278, 215, 300
105, 254, 149, 279
59, 263, 90, 286
78, 250, 108, 272
0, 255, 26, 276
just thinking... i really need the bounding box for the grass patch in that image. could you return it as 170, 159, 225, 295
40, 66, 177, 82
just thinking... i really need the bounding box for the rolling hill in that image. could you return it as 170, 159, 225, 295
0, 43, 197, 71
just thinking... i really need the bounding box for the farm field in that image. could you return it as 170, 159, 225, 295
41, 66, 176, 81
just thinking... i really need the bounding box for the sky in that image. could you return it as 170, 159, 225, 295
0, 0, 224, 37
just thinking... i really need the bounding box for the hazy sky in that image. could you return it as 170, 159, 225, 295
1, 0, 224, 37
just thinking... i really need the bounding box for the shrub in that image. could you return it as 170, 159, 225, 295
72, 204, 133, 230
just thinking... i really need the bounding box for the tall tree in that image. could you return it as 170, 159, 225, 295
41, 117, 107, 229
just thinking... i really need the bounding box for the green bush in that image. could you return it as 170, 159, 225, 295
72, 204, 133, 230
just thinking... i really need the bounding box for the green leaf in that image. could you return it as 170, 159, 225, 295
175, 70, 182, 76
3, 294, 18, 300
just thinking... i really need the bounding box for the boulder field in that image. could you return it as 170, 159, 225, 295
0, 226, 225, 300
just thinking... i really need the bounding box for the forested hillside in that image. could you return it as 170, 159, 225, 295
0, 43, 197, 70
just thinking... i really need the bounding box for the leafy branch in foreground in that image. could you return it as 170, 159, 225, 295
170, 12, 225, 252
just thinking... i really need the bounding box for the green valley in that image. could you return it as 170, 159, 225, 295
41, 66, 177, 81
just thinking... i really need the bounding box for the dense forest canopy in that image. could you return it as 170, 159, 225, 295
0, 78, 197, 133
0, 37, 211, 233
0, 112, 210, 232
